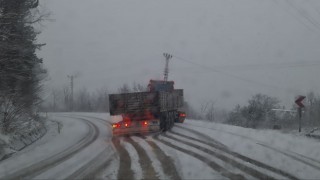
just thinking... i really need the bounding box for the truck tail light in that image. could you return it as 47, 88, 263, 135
180, 113, 186, 117
141, 121, 148, 127
112, 123, 121, 128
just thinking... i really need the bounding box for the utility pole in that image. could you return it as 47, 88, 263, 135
67, 75, 74, 111
52, 90, 57, 112
163, 53, 172, 81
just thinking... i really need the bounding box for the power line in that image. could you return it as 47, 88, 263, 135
202, 60, 320, 71
272, 0, 314, 32
172, 55, 285, 91
285, 0, 320, 31
103, 59, 154, 72
273, 0, 320, 33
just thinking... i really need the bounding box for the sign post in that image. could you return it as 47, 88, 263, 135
298, 107, 302, 132
295, 96, 306, 133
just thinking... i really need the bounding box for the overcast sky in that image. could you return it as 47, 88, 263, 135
37, 0, 320, 110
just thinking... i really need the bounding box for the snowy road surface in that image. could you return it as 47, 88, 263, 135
1, 113, 320, 179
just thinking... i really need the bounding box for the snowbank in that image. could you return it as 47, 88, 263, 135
0, 116, 48, 161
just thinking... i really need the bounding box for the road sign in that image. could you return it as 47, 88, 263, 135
295, 95, 306, 133
295, 96, 306, 108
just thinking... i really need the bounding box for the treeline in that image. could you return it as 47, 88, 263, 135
225, 92, 320, 130
300, 92, 320, 128
42, 82, 199, 119
0, 0, 47, 134
43, 86, 110, 112
41, 82, 148, 112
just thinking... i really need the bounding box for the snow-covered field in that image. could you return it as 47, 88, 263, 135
1, 112, 320, 179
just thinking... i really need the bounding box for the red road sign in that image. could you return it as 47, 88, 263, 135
295, 96, 306, 108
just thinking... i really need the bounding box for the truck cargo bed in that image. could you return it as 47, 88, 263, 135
109, 89, 183, 116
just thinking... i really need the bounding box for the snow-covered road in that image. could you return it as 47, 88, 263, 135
1, 112, 320, 179
0, 113, 115, 179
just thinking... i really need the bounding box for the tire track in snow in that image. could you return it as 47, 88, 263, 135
169, 130, 299, 180
163, 133, 277, 180
78, 115, 112, 126
125, 137, 158, 180
145, 139, 181, 180
80, 115, 165, 179
2, 117, 99, 180
66, 148, 113, 179
291, 151, 320, 166
175, 125, 227, 148
177, 123, 268, 144
180, 123, 320, 171
112, 137, 135, 180
63, 114, 122, 178
257, 143, 320, 171
154, 135, 246, 180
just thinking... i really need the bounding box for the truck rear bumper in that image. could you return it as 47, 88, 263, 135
113, 126, 160, 136
175, 117, 185, 123
112, 120, 160, 136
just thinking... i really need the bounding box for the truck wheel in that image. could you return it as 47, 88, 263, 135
170, 111, 174, 128
168, 111, 174, 129
160, 112, 168, 132
166, 111, 172, 131
160, 115, 164, 131
166, 112, 170, 131
167, 112, 171, 130
170, 111, 176, 128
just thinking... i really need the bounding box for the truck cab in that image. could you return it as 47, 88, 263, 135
148, 80, 174, 92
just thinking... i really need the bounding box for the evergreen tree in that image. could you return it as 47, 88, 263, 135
0, 0, 46, 133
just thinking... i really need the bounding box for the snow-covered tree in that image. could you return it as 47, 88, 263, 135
227, 94, 280, 128
0, 0, 47, 134
118, 83, 131, 93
